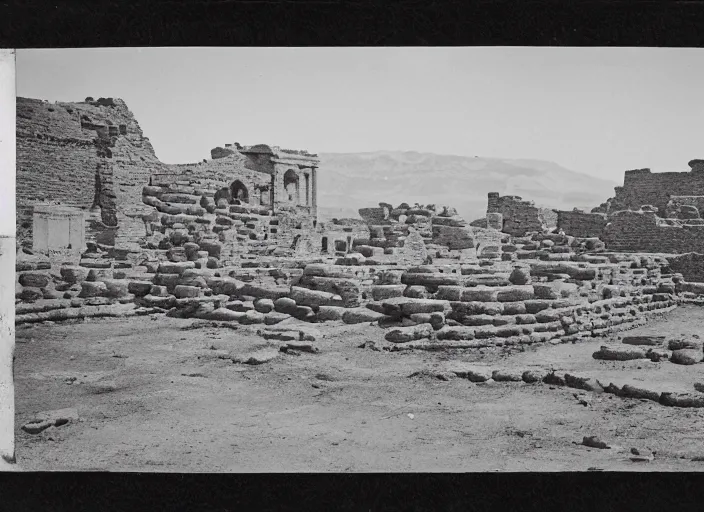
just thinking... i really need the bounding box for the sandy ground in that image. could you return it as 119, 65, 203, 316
12, 305, 704, 472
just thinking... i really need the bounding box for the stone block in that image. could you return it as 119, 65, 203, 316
496, 285, 534, 302
78, 281, 108, 298
385, 323, 434, 343
342, 308, 387, 324
593, 345, 647, 361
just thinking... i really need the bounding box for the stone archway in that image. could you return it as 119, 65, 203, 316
283, 169, 300, 204
230, 180, 249, 204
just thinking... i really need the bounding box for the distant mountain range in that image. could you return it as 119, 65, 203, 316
315, 151, 618, 222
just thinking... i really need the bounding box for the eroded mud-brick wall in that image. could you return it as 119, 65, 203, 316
666, 253, 704, 283
556, 210, 607, 238
598, 162, 704, 216
602, 210, 704, 253
16, 97, 168, 248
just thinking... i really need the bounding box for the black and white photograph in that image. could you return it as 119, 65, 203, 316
2, 45, 704, 474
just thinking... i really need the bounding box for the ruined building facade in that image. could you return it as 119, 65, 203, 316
16, 97, 320, 259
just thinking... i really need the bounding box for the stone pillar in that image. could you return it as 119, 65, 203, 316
487, 192, 500, 213
311, 167, 318, 221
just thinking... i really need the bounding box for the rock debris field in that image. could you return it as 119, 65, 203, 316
14, 305, 704, 472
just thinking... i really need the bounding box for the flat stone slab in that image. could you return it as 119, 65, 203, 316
232, 348, 280, 365
592, 345, 648, 361
621, 335, 665, 346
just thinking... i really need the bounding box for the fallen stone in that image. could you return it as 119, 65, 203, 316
128, 281, 153, 297
647, 348, 671, 362
668, 339, 704, 351
21, 419, 54, 435
289, 286, 337, 307
274, 297, 298, 315
508, 266, 531, 285
660, 392, 704, 408
670, 349, 702, 365
240, 310, 266, 325
254, 298, 275, 314
78, 281, 108, 298
435, 325, 475, 341
233, 348, 280, 365
522, 369, 549, 383
174, 285, 201, 299
100, 279, 130, 298
342, 308, 388, 324
492, 369, 523, 382
316, 306, 345, 322
385, 323, 434, 343
264, 312, 290, 325
19, 272, 50, 288
404, 285, 430, 299
157, 261, 196, 275
543, 371, 567, 386
564, 374, 604, 393
582, 436, 610, 449
620, 384, 660, 402
207, 307, 245, 322
622, 335, 665, 346
593, 345, 647, 361
449, 364, 493, 382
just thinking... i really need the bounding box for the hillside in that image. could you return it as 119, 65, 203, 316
315, 151, 618, 222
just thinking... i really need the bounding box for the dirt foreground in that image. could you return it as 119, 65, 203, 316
12, 305, 704, 472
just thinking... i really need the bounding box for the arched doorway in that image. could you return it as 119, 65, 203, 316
230, 180, 249, 204
283, 170, 300, 204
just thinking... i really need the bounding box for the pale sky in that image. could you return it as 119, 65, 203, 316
15, 47, 704, 181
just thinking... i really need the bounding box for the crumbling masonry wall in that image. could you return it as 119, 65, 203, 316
602, 210, 704, 253
486, 193, 556, 236
594, 161, 704, 216
16, 97, 168, 249
556, 210, 607, 238
666, 253, 704, 283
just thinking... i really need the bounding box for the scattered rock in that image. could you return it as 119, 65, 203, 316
542, 371, 567, 386
449, 364, 493, 382
385, 323, 434, 343
522, 369, 549, 383
254, 298, 275, 314
564, 374, 604, 393
660, 392, 704, 408
647, 348, 671, 362
620, 384, 660, 402
491, 369, 523, 382
21, 420, 54, 435
582, 436, 610, 449
592, 345, 647, 361
668, 339, 704, 351
670, 349, 702, 366
622, 335, 665, 346
233, 348, 280, 365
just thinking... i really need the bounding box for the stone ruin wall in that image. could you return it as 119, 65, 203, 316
486, 193, 557, 236
593, 161, 704, 216
601, 211, 704, 254
555, 210, 607, 238
16, 97, 168, 250
666, 253, 704, 284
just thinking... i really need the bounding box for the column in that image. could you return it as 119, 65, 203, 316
311, 167, 318, 221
